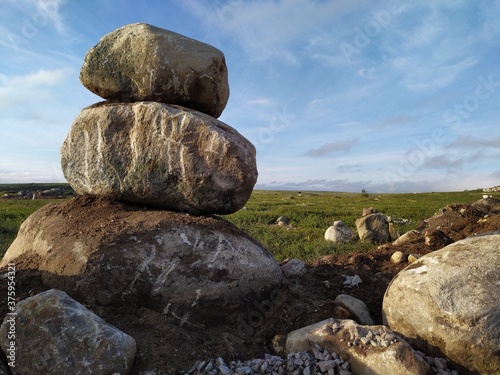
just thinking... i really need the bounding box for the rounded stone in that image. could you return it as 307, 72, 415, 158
383, 232, 500, 374
390, 251, 405, 264
0, 196, 283, 324
0, 289, 136, 375
80, 23, 229, 118
61, 102, 257, 215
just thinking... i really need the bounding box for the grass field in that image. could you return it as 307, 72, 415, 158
0, 184, 496, 261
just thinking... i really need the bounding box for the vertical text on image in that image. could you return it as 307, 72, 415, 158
6, 263, 17, 368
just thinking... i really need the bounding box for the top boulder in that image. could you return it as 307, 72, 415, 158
80, 23, 229, 118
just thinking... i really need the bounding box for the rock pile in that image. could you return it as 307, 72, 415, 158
285, 318, 433, 375
0, 23, 282, 374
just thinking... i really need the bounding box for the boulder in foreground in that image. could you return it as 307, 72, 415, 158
0, 196, 283, 324
383, 232, 500, 375
286, 318, 431, 375
0, 289, 136, 375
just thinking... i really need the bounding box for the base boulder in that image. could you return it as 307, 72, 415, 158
0, 196, 283, 326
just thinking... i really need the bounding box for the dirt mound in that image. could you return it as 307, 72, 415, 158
1, 198, 499, 374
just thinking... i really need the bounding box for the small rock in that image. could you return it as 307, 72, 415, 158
272, 334, 287, 355
408, 254, 422, 263
356, 213, 391, 243
277, 216, 290, 225
334, 305, 352, 320
362, 207, 375, 216
318, 360, 336, 372
281, 258, 307, 278
235, 365, 253, 374
392, 229, 421, 245
335, 294, 375, 325
218, 365, 233, 375
343, 274, 362, 288
390, 251, 406, 264
325, 222, 357, 243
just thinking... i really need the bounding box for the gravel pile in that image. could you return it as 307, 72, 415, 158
345, 322, 398, 348
416, 351, 459, 375
184, 345, 352, 375
183, 340, 459, 375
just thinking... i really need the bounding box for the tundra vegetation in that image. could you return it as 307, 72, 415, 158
0, 184, 496, 260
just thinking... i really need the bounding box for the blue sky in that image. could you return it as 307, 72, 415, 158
1, 0, 499, 192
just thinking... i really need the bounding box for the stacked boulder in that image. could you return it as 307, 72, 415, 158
65, 22, 255, 214
1, 23, 283, 372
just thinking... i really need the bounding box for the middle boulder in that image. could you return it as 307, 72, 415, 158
61, 101, 257, 214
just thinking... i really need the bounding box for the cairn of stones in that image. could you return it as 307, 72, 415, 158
2, 23, 282, 326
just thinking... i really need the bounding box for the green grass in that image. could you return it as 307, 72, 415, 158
0, 185, 497, 261
224, 189, 498, 262
0, 199, 64, 256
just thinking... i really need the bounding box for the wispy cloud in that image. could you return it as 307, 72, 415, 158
393, 56, 479, 91
376, 115, 412, 128
0, 68, 74, 110
337, 163, 368, 173
305, 138, 359, 157
446, 135, 500, 149
246, 97, 277, 106
34, 0, 66, 33
182, 0, 362, 65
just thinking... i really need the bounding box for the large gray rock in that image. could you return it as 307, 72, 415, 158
383, 232, 500, 375
286, 318, 431, 375
61, 101, 257, 214
0, 289, 136, 375
355, 213, 390, 243
80, 23, 229, 118
0, 196, 282, 325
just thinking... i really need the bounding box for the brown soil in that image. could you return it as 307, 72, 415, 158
1, 197, 499, 374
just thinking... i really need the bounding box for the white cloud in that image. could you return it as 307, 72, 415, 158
0, 67, 73, 110
397, 57, 480, 91
246, 97, 277, 106
182, 0, 362, 65
34, 0, 66, 33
